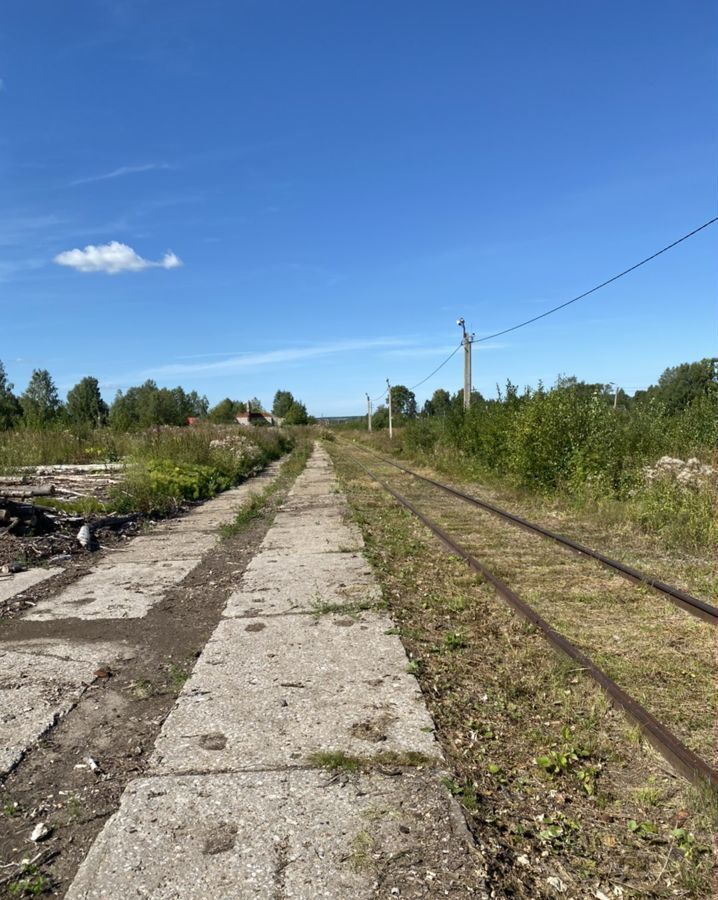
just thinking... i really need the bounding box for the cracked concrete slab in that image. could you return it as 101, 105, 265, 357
22, 462, 281, 622
23, 558, 199, 621
150, 612, 438, 774
65, 445, 485, 897
0, 640, 125, 776
0, 463, 283, 779
261, 522, 363, 552
66, 769, 481, 900
0, 567, 60, 604
223, 550, 380, 617
115, 531, 219, 560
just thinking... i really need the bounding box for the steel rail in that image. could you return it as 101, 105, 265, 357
345, 450, 718, 792
349, 442, 717, 625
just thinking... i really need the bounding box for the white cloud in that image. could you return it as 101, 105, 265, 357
100, 338, 411, 388
69, 162, 171, 186
54, 241, 182, 274
141, 339, 409, 378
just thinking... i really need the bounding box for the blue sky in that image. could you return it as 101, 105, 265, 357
1, 1, 715, 415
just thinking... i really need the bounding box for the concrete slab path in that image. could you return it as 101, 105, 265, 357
0, 463, 281, 778
66, 445, 484, 899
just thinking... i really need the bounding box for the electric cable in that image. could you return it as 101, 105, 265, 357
366, 216, 717, 402
475, 217, 718, 343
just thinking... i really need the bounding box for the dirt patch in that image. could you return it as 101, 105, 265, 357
0, 471, 301, 898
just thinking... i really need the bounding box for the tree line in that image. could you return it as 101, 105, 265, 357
368, 358, 717, 429
0, 361, 311, 431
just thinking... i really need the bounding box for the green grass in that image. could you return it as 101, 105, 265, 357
308, 750, 361, 772
219, 439, 312, 537
7, 863, 50, 896
0, 424, 295, 517
37, 495, 109, 516
166, 661, 192, 690
307, 750, 433, 772
341, 383, 717, 552
219, 492, 266, 537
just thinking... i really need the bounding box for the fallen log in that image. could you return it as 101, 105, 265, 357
17, 464, 125, 475
92, 512, 140, 530
1, 485, 55, 499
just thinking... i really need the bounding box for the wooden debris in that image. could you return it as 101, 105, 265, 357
0, 485, 55, 499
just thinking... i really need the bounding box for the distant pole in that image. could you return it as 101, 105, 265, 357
366, 393, 372, 432
614, 385, 620, 409
457, 318, 474, 410
386, 379, 393, 440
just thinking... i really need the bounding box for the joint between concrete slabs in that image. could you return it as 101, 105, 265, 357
134, 759, 447, 780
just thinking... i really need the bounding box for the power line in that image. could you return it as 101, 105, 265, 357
370, 341, 463, 403
410, 342, 463, 390
368, 216, 716, 404
475, 217, 718, 343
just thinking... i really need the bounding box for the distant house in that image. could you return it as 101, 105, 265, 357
236, 403, 275, 427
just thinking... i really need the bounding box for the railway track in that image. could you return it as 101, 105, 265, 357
349, 442, 717, 625
339, 443, 718, 793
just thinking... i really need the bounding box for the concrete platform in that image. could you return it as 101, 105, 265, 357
149, 613, 438, 775
223, 550, 380, 617
22, 462, 282, 622
65, 445, 485, 897
0, 463, 282, 778
66, 769, 480, 900
23, 558, 199, 621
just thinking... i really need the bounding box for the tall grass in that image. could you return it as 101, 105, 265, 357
0, 424, 294, 516
360, 389, 717, 551
0, 427, 132, 468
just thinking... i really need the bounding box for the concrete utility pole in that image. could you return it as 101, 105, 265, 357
613, 386, 620, 410
457, 318, 474, 410
386, 379, 393, 440
366, 393, 372, 432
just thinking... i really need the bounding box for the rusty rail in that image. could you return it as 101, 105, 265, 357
349, 442, 717, 625
345, 450, 718, 792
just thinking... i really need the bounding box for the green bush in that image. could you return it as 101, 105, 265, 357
395, 380, 716, 550
111, 460, 231, 515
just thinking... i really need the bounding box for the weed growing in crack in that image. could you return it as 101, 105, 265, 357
347, 831, 375, 873
166, 662, 191, 691
308, 751, 361, 772
441, 776, 478, 811
220, 441, 312, 538
64, 793, 82, 824
308, 750, 432, 773
310, 598, 377, 618
405, 657, 423, 675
